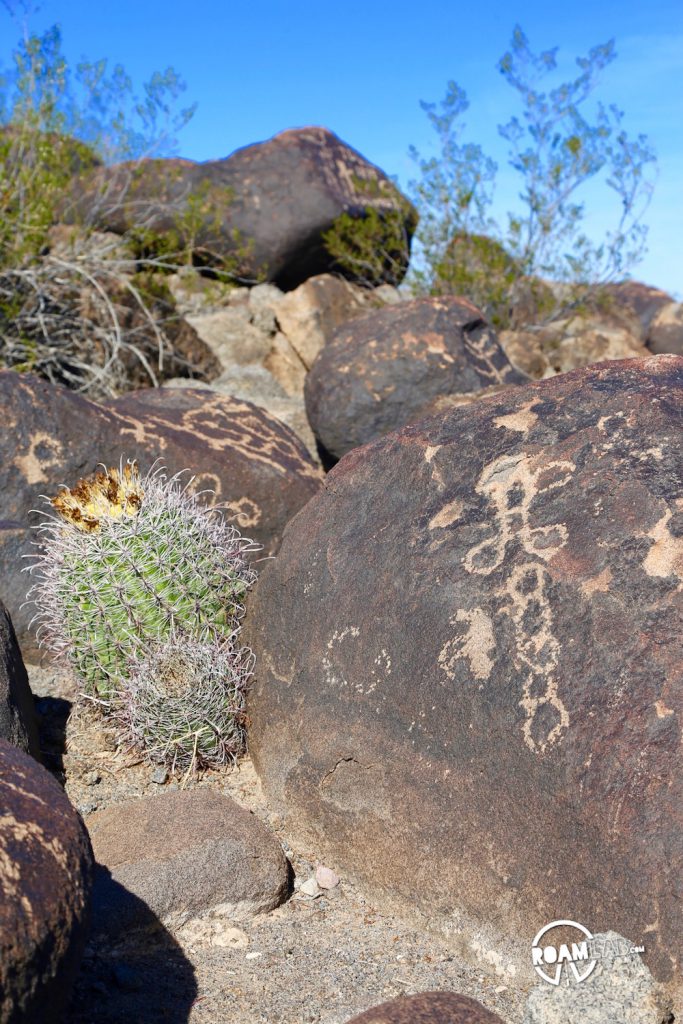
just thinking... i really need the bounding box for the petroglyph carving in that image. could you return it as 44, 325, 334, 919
642, 505, 683, 586
462, 323, 518, 385
442, 451, 575, 753
438, 609, 495, 682
225, 496, 262, 529
14, 433, 64, 485
322, 626, 360, 689
493, 400, 541, 434
186, 472, 222, 505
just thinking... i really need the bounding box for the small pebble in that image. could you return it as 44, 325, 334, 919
299, 877, 321, 898
151, 767, 168, 785
213, 925, 250, 949
84, 770, 101, 786
315, 865, 340, 889
111, 963, 143, 992
245, 951, 262, 960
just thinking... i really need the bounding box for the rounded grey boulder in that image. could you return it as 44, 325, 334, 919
86, 789, 290, 933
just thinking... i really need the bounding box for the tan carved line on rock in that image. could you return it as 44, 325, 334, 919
438, 608, 495, 682
13, 432, 64, 485
641, 505, 683, 588
440, 451, 575, 753
462, 329, 517, 385
171, 407, 320, 480
493, 399, 541, 434
225, 496, 262, 529
119, 417, 161, 448
186, 472, 222, 504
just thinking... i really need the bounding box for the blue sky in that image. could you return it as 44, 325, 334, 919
2, 1, 682, 296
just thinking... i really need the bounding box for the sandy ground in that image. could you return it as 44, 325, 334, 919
28, 659, 525, 1024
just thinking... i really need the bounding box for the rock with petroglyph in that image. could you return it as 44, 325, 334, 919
66, 126, 416, 290
0, 598, 40, 757
0, 738, 93, 1023
0, 371, 321, 653
86, 790, 289, 935
344, 991, 506, 1023
304, 296, 528, 463
246, 355, 683, 1010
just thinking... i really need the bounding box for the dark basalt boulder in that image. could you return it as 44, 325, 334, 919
304, 296, 527, 462
246, 355, 683, 1009
65, 127, 417, 290
0, 372, 321, 655
344, 992, 506, 1023
0, 599, 40, 758
0, 739, 93, 1023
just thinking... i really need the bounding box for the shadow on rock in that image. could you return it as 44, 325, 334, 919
67, 867, 198, 1024
34, 692, 71, 782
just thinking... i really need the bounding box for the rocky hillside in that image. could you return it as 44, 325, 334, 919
0, 126, 681, 1024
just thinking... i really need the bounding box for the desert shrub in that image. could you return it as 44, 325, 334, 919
0, 6, 233, 395
321, 172, 418, 288
407, 27, 657, 326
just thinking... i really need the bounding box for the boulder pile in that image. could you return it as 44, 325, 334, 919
0, 121, 681, 1023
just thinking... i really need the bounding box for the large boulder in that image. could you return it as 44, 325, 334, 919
66, 127, 417, 290
246, 356, 683, 1008
344, 992, 505, 1023
304, 296, 527, 462
0, 599, 40, 758
86, 790, 289, 934
499, 312, 648, 379
646, 301, 683, 356
274, 273, 402, 370
603, 280, 674, 334
0, 739, 93, 1023
0, 372, 321, 654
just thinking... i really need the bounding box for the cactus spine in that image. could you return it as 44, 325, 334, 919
27, 460, 257, 701
118, 631, 252, 774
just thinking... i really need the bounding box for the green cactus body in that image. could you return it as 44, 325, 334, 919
27, 461, 257, 700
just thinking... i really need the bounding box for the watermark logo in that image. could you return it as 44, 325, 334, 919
532, 920, 646, 985
532, 920, 596, 985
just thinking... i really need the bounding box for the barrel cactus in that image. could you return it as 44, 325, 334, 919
118, 630, 252, 774
27, 459, 257, 701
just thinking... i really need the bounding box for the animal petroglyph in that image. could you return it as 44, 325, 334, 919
441, 451, 575, 753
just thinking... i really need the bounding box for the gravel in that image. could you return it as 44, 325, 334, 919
28, 659, 526, 1024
